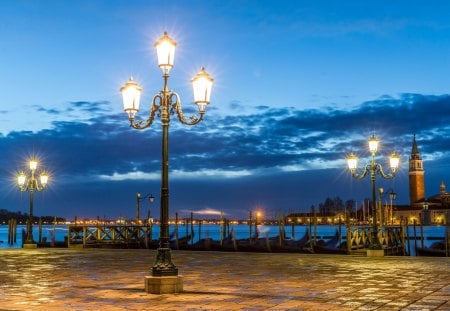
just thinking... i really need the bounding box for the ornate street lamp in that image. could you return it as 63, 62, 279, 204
136, 192, 155, 224
17, 158, 49, 246
347, 135, 399, 251
120, 32, 213, 293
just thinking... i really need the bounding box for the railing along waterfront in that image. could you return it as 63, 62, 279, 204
2, 222, 445, 256
68, 224, 152, 248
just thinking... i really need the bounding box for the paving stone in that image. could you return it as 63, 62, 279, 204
0, 249, 448, 310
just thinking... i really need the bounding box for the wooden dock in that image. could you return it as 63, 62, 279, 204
67, 225, 152, 248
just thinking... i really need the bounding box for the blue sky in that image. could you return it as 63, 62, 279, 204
0, 1, 450, 220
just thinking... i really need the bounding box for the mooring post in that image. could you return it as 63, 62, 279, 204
38, 217, 43, 244
346, 211, 352, 254
190, 212, 194, 245
174, 212, 179, 250
219, 211, 223, 246
413, 219, 417, 256
419, 214, 424, 249
8, 219, 11, 245
249, 211, 253, 245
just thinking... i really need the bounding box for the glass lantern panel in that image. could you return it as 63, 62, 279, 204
18, 174, 26, 186
192, 68, 213, 106
390, 153, 400, 170
155, 33, 176, 73
368, 136, 379, 153
121, 79, 142, 118
40, 174, 49, 186
347, 155, 358, 170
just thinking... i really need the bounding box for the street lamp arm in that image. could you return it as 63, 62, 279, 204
173, 92, 204, 126
129, 94, 162, 130
34, 181, 48, 192
376, 163, 396, 179
18, 184, 28, 192
350, 163, 371, 180
138, 193, 155, 201
17, 177, 47, 192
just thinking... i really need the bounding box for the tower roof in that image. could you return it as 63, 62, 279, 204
410, 134, 421, 160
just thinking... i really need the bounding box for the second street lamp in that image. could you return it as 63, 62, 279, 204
136, 192, 155, 224
346, 135, 399, 254
120, 32, 213, 293
388, 189, 397, 225
17, 158, 49, 248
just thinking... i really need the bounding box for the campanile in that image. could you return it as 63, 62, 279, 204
409, 135, 425, 206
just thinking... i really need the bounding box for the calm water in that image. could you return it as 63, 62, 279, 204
0, 223, 446, 256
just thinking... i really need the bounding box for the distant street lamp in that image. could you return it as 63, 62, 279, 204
120, 32, 213, 292
17, 158, 49, 246
136, 192, 155, 224
347, 135, 399, 251
388, 189, 397, 225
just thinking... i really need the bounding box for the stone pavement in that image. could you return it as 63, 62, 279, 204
0, 249, 448, 310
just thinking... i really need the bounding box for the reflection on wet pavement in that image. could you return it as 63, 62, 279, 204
0, 249, 448, 310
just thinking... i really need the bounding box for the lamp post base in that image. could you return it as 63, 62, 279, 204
144, 275, 183, 294
366, 249, 384, 257
22, 243, 38, 249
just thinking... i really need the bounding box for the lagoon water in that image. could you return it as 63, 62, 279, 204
0, 223, 446, 256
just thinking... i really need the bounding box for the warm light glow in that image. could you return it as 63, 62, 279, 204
17, 172, 26, 186
347, 153, 358, 171
389, 152, 400, 171
154, 32, 176, 74
368, 135, 379, 153
120, 78, 142, 119
29, 159, 38, 171
191, 67, 214, 113
40, 173, 49, 186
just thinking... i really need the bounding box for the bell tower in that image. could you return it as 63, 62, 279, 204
409, 135, 425, 206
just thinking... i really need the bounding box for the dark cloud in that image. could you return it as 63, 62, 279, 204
0, 93, 449, 219
36, 106, 60, 115
68, 101, 111, 113
32, 101, 111, 116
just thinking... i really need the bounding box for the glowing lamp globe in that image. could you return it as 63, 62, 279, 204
120, 78, 142, 120
29, 159, 38, 171
154, 32, 176, 74
17, 173, 26, 186
368, 135, 379, 154
347, 153, 358, 171
389, 152, 400, 172
191, 67, 214, 113
40, 173, 49, 186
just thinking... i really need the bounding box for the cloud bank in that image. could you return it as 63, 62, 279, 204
1, 94, 449, 219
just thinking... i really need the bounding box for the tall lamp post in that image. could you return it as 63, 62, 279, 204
17, 158, 49, 247
136, 192, 155, 224
120, 32, 213, 293
347, 135, 399, 253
